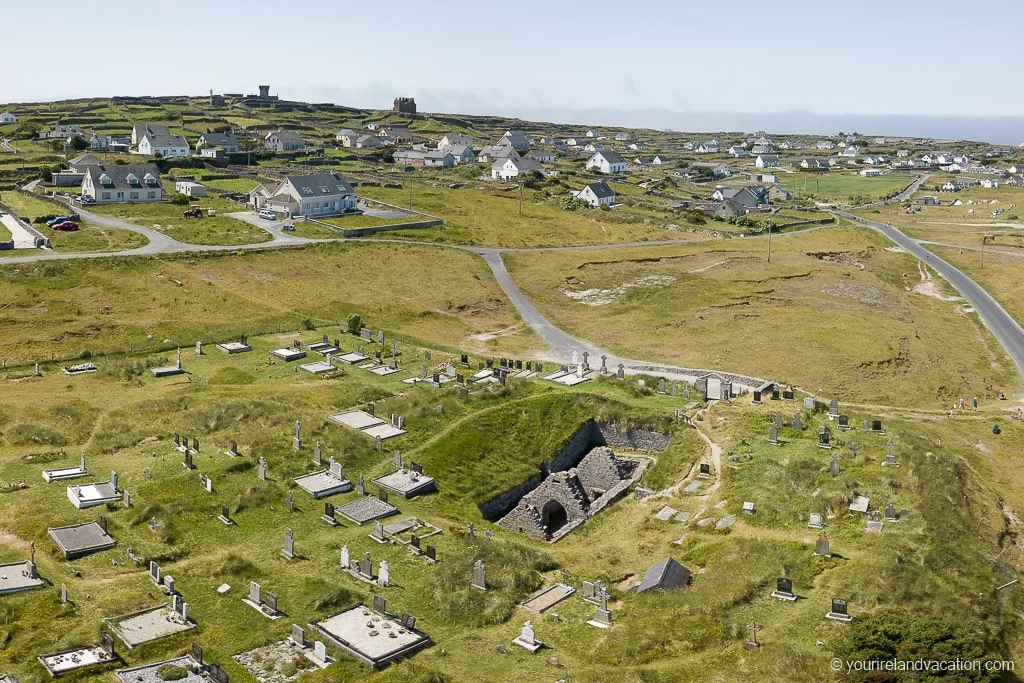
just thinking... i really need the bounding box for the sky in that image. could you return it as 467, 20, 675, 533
4, 0, 1023, 123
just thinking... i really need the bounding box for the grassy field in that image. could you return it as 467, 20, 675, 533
858, 181, 1024, 249
502, 222, 1016, 408
0, 241, 543, 367
779, 171, 915, 202
203, 178, 262, 193
0, 190, 149, 254
0, 220, 11, 241
0, 334, 1019, 682
87, 194, 273, 246
355, 184, 700, 249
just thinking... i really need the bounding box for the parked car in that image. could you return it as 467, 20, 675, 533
258, 210, 277, 220
282, 223, 295, 232
46, 216, 71, 227
50, 221, 79, 231
81, 195, 95, 204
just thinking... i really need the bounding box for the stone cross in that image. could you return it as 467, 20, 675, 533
281, 528, 295, 559
257, 457, 267, 481
814, 531, 830, 556
340, 545, 350, 568
293, 421, 302, 451
378, 560, 390, 587
829, 452, 840, 475
313, 441, 322, 466
745, 622, 761, 650
176, 348, 182, 369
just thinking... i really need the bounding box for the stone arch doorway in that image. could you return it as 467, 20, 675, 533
541, 499, 569, 535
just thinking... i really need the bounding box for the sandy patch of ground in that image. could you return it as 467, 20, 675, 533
467, 324, 526, 342
562, 275, 676, 306
912, 262, 961, 301
820, 282, 886, 306
884, 246, 906, 253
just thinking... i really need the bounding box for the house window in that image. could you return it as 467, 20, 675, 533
130, 192, 139, 199
147, 191, 156, 199
117, 192, 124, 200
101, 192, 110, 200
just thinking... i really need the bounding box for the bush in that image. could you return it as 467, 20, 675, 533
346, 313, 362, 335
169, 193, 191, 205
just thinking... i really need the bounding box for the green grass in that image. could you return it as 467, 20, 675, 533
203, 178, 262, 193
502, 223, 1014, 409
0, 241, 541, 367
88, 195, 272, 246
780, 171, 915, 202
0, 190, 149, 253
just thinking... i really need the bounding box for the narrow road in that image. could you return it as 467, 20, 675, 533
839, 210, 1024, 376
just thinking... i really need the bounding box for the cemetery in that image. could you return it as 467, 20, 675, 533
0, 554, 43, 596
0, 316, 1013, 682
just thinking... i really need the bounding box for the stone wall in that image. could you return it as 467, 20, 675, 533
575, 446, 623, 496
479, 420, 670, 521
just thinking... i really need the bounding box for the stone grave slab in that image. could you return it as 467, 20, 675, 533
300, 361, 334, 374
216, 341, 251, 354
48, 521, 115, 560
520, 584, 576, 613
0, 561, 44, 595
105, 605, 195, 648
335, 351, 370, 365
372, 469, 436, 499
270, 348, 307, 362
329, 409, 386, 431
336, 496, 400, 525
293, 468, 352, 499
313, 605, 430, 670
653, 506, 678, 521
114, 655, 205, 683
38, 642, 117, 677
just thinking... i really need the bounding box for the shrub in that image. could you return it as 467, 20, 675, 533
169, 193, 191, 205
346, 313, 362, 335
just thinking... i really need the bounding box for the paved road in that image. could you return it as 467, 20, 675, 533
839, 210, 1024, 376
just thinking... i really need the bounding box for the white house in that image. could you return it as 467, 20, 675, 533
627, 142, 647, 151
941, 180, 964, 192
897, 149, 910, 157
575, 181, 615, 207
859, 168, 881, 177
491, 156, 544, 180
423, 150, 455, 167
0, 112, 16, 124
615, 132, 631, 142
137, 133, 190, 158
816, 140, 836, 150
254, 172, 357, 216
839, 145, 859, 158
980, 179, 1000, 189
499, 130, 531, 151
584, 143, 604, 153
175, 180, 207, 197
728, 146, 749, 158
652, 155, 668, 165
585, 130, 598, 138
696, 141, 720, 154
81, 164, 163, 203
525, 149, 556, 163
712, 164, 732, 178
586, 150, 627, 174
439, 133, 473, 149
444, 143, 476, 164
755, 154, 780, 169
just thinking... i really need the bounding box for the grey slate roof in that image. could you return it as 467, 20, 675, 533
142, 133, 188, 148
133, 123, 170, 138
597, 150, 626, 164
634, 558, 691, 593
266, 130, 304, 144
583, 181, 614, 199
69, 153, 103, 168
85, 164, 161, 190
199, 132, 238, 146
282, 172, 354, 198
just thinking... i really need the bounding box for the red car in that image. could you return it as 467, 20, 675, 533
50, 220, 79, 231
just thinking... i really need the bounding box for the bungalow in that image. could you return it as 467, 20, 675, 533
839, 145, 859, 158
586, 150, 627, 174
652, 155, 668, 165
715, 198, 748, 218
634, 157, 648, 165
43, 123, 82, 139
896, 149, 910, 157
1008, 165, 1022, 174
378, 127, 412, 144
575, 181, 615, 208
175, 180, 207, 198
566, 138, 582, 148
355, 135, 383, 149
424, 150, 456, 167
477, 145, 517, 163
627, 142, 648, 151
615, 132, 631, 142
859, 168, 881, 177
0, 112, 16, 124
499, 130, 531, 151
1005, 175, 1023, 186
941, 180, 964, 192
137, 133, 190, 158
264, 130, 306, 152
491, 156, 544, 180
711, 186, 767, 208
751, 144, 774, 155
439, 133, 473, 149
696, 141, 720, 154
585, 130, 598, 138
682, 142, 695, 151
68, 153, 104, 173
980, 179, 1000, 189
525, 149, 556, 163
394, 150, 426, 166
445, 143, 476, 164
755, 154, 780, 169
918, 195, 940, 205
256, 172, 357, 217
131, 123, 168, 146
800, 158, 829, 170
81, 164, 162, 204
729, 146, 749, 158
584, 143, 604, 153
816, 140, 836, 150
196, 132, 239, 156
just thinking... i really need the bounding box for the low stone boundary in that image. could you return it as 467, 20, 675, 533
302, 214, 443, 238
624, 363, 774, 392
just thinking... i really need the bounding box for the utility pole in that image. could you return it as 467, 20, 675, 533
519, 180, 524, 215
